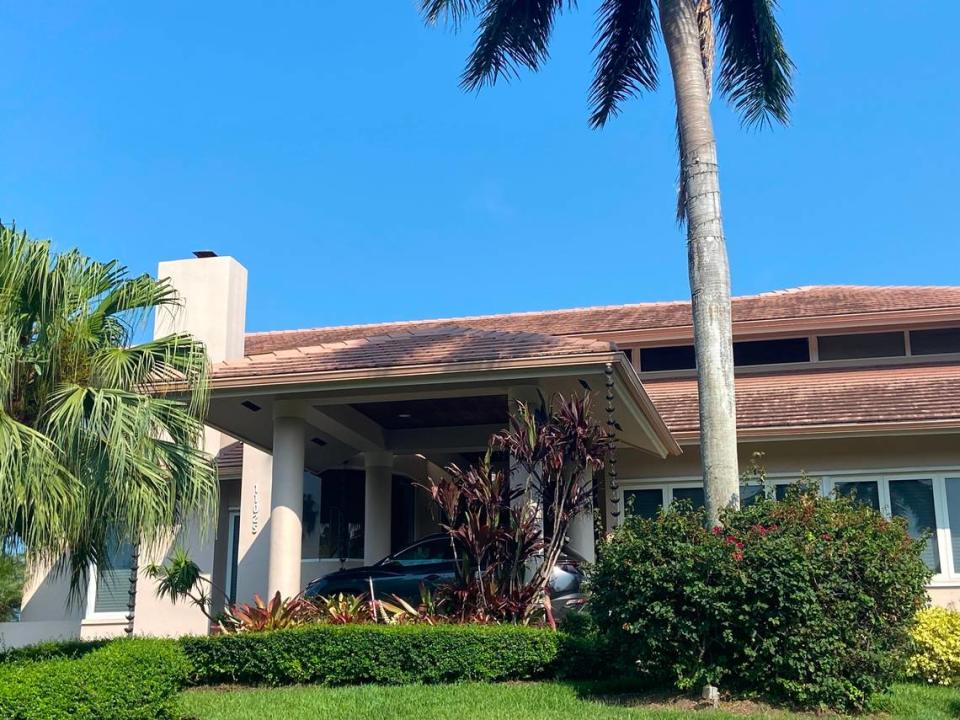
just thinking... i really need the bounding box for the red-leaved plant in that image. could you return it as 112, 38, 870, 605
422, 394, 612, 625
221, 591, 318, 632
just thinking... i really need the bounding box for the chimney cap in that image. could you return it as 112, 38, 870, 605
192, 250, 218, 258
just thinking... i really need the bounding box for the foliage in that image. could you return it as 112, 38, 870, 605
0, 639, 107, 664
221, 592, 319, 633
907, 607, 960, 687
0, 638, 189, 720
181, 623, 559, 687
589, 489, 931, 711
0, 224, 216, 592
419, 1, 792, 131
312, 592, 372, 625
0, 552, 24, 621
145, 546, 230, 623
422, 394, 610, 625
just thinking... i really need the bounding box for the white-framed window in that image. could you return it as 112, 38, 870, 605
85, 541, 135, 620
622, 469, 960, 586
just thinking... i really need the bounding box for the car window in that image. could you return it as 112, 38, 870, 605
391, 538, 456, 566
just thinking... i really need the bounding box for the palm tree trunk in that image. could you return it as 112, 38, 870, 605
659, 0, 739, 528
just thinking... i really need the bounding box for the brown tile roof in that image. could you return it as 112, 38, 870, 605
215, 441, 243, 477
245, 286, 960, 355
214, 325, 616, 381
645, 362, 960, 438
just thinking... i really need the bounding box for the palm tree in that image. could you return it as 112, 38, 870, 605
420, 0, 793, 527
0, 223, 217, 593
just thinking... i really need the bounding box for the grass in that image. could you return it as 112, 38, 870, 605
179, 681, 960, 720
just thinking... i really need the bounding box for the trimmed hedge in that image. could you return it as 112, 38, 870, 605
182, 623, 559, 686
0, 639, 107, 665
0, 638, 188, 720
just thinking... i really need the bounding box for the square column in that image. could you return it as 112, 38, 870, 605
567, 466, 596, 563
363, 452, 394, 566
268, 410, 306, 597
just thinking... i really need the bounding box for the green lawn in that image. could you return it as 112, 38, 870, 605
179, 681, 960, 720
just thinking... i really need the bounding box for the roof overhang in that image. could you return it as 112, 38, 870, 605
199, 351, 679, 471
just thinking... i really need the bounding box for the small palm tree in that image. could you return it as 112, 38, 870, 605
421, 0, 793, 527
0, 223, 217, 593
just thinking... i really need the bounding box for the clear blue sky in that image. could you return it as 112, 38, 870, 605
0, 2, 957, 333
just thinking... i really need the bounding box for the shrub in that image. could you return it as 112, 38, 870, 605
589, 491, 931, 711
181, 622, 558, 686
0, 638, 107, 664
0, 638, 189, 719
907, 607, 960, 686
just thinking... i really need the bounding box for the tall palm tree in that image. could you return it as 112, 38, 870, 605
0, 223, 217, 593
420, 0, 793, 527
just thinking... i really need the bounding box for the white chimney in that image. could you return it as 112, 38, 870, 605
153, 254, 248, 363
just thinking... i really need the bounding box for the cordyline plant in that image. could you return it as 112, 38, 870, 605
422, 394, 612, 625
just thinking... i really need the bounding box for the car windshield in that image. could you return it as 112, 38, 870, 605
384, 538, 456, 567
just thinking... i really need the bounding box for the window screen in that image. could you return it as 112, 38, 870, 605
817, 332, 905, 360
640, 345, 696, 372
733, 338, 810, 366
910, 328, 960, 356
889, 479, 940, 573
624, 489, 664, 519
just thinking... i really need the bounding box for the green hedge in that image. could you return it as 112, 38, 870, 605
0, 638, 188, 720
590, 491, 931, 711
0, 639, 107, 665
182, 623, 559, 686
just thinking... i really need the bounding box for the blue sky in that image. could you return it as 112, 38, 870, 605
0, 2, 957, 333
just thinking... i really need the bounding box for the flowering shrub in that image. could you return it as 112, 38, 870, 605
907, 607, 960, 686
589, 488, 931, 711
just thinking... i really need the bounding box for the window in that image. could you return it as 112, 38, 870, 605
740, 484, 766, 507
639, 345, 696, 372
624, 489, 664, 519
889, 478, 940, 573
945, 478, 960, 575
672, 487, 705, 509
733, 338, 810, 366
817, 332, 906, 360
389, 537, 455, 566
88, 541, 135, 616
911, 328, 960, 356
314, 470, 365, 560
834, 480, 881, 511
225, 510, 240, 605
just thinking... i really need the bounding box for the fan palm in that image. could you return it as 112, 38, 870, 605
421, 0, 793, 527
0, 223, 217, 593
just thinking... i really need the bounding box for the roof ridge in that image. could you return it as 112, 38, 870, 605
246, 285, 919, 339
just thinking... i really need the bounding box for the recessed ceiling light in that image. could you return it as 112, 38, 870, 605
397, 412, 413, 419
241, 400, 261, 412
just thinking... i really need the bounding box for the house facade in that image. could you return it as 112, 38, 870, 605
5, 253, 960, 646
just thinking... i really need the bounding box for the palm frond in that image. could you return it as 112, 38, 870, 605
420, 0, 483, 28
461, 0, 570, 91
588, 0, 659, 128
715, 0, 793, 127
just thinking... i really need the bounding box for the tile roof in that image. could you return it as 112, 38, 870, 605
245, 286, 960, 355
213, 325, 616, 381
644, 362, 960, 438
215, 441, 243, 477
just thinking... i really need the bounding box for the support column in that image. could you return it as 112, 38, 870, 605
363, 452, 394, 566
268, 411, 306, 598
567, 467, 596, 563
